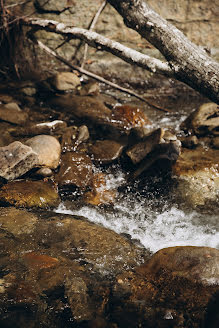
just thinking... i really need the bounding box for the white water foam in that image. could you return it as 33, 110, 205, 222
55, 200, 219, 253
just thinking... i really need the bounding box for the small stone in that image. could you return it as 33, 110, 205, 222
212, 136, 219, 149
50, 72, 81, 91
0, 141, 38, 180
35, 0, 72, 12
181, 135, 199, 149
27, 120, 67, 135
35, 167, 53, 177
0, 102, 28, 125
89, 139, 124, 164
25, 135, 61, 169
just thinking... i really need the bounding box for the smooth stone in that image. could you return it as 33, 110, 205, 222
126, 128, 165, 164
78, 81, 100, 96
89, 139, 124, 164
50, 71, 81, 91
25, 135, 61, 169
0, 102, 28, 125
172, 146, 219, 206
181, 102, 219, 136
139, 246, 219, 285
35, 167, 53, 177
0, 141, 38, 180
0, 207, 38, 236
181, 135, 199, 148
61, 125, 89, 152
0, 180, 60, 208
55, 152, 93, 188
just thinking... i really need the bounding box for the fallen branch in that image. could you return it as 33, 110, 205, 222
107, 0, 219, 104
24, 18, 173, 77
33, 37, 169, 112
81, 0, 107, 69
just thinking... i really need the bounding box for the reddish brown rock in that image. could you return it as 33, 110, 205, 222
23, 252, 59, 271
55, 151, 93, 188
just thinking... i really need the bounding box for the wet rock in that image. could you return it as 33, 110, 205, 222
83, 172, 117, 206
0, 141, 38, 180
49, 71, 81, 91
181, 135, 199, 148
212, 137, 219, 149
172, 146, 219, 206
126, 128, 165, 164
23, 252, 59, 271
112, 246, 219, 328
111, 104, 151, 132
0, 180, 60, 208
25, 135, 61, 169
27, 120, 67, 135
89, 139, 124, 164
0, 207, 38, 236
0, 102, 28, 125
139, 246, 219, 285
0, 122, 15, 147
132, 139, 181, 180
181, 102, 219, 136
55, 152, 93, 188
50, 94, 112, 124
61, 125, 89, 152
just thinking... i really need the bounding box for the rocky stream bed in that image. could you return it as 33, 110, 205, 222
0, 72, 218, 327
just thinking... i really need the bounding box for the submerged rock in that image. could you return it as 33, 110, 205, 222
25, 135, 61, 169
61, 125, 89, 152
181, 102, 219, 136
0, 180, 60, 208
0, 141, 38, 180
0, 102, 28, 125
172, 146, 219, 206
89, 139, 124, 164
55, 152, 93, 188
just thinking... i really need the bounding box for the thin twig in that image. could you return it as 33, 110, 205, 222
81, 0, 107, 69
33, 37, 169, 112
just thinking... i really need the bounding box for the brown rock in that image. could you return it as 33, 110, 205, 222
25, 135, 61, 169
89, 139, 124, 164
0, 141, 38, 180
181, 102, 219, 136
172, 146, 219, 206
83, 172, 117, 205
50, 71, 81, 91
0, 102, 28, 125
0, 180, 60, 208
126, 128, 165, 164
55, 152, 93, 188
23, 252, 59, 271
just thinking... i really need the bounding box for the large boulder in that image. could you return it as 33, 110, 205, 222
181, 103, 219, 136
111, 246, 219, 328
25, 135, 61, 169
0, 141, 38, 180
172, 146, 219, 206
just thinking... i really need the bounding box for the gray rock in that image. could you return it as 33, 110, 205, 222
0, 141, 38, 180
25, 135, 61, 169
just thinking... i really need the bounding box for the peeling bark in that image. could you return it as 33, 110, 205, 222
107, 0, 219, 104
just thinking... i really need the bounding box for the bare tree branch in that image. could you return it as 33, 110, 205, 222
107, 0, 219, 104
32, 37, 169, 112
81, 0, 107, 69
24, 18, 174, 77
